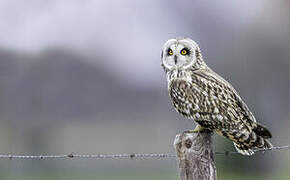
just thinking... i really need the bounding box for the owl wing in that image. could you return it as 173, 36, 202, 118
192, 69, 271, 138
191, 69, 256, 130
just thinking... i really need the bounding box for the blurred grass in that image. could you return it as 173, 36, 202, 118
0, 172, 177, 180
0, 170, 289, 180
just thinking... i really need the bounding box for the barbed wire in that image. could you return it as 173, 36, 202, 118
0, 145, 289, 160
0, 153, 176, 160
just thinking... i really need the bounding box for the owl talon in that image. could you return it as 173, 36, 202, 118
184, 125, 205, 134
184, 130, 197, 134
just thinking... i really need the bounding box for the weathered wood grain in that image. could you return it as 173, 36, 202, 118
174, 130, 216, 180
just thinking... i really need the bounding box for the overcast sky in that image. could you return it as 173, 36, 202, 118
0, 0, 272, 87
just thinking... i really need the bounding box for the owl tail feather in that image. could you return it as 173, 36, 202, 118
233, 122, 273, 156
233, 132, 273, 156
234, 143, 254, 156
253, 122, 272, 139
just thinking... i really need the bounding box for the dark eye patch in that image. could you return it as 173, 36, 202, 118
167, 48, 173, 55
180, 48, 190, 55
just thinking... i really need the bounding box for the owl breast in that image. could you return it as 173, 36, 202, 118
168, 77, 201, 119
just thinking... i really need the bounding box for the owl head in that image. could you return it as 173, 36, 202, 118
161, 38, 205, 72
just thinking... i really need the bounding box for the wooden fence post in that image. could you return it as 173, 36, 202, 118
174, 130, 217, 180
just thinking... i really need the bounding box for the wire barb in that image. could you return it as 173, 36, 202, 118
0, 145, 289, 160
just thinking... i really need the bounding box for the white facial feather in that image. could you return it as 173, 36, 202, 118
161, 38, 198, 71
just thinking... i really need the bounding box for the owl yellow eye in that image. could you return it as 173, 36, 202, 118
180, 48, 188, 55
168, 49, 173, 55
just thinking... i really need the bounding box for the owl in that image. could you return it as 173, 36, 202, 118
161, 38, 272, 155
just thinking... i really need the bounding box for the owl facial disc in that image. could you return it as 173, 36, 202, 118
161, 38, 199, 71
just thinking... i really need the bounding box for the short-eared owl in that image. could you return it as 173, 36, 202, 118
161, 38, 272, 155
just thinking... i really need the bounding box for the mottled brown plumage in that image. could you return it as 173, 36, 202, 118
161, 38, 272, 155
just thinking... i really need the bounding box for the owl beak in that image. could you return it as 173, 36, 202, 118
174, 55, 178, 64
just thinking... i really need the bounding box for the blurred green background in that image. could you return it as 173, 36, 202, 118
1, 0, 290, 179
